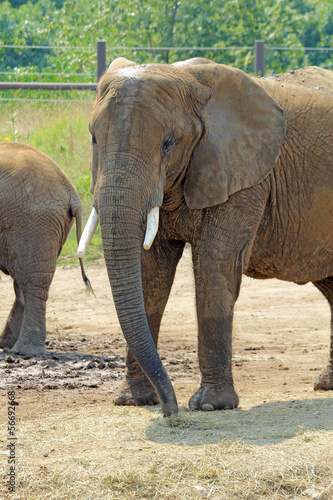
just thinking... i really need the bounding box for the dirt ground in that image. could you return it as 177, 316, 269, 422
1, 246, 333, 499
0, 245, 332, 417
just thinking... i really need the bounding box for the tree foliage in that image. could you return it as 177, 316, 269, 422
0, 0, 332, 76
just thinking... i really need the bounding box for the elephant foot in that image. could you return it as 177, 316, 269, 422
0, 326, 20, 350
0, 334, 16, 350
114, 376, 159, 407
314, 364, 333, 391
10, 337, 47, 357
189, 384, 239, 411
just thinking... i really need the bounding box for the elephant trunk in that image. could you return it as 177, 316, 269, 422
98, 178, 178, 417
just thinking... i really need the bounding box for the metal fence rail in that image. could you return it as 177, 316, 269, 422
0, 82, 97, 91
0, 40, 332, 93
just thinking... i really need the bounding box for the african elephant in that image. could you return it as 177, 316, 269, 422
81, 59, 333, 416
0, 142, 91, 357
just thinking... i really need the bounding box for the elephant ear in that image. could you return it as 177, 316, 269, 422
184, 63, 286, 209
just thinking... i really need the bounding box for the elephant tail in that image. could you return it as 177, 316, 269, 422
71, 202, 95, 296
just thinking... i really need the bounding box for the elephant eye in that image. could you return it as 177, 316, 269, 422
92, 134, 97, 145
161, 136, 176, 155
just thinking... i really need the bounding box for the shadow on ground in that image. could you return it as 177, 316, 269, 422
145, 397, 333, 446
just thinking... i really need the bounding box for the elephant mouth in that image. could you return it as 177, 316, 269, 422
77, 206, 160, 258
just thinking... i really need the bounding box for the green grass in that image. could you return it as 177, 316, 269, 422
58, 224, 103, 266
0, 99, 103, 266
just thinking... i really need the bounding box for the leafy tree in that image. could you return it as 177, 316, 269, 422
297, 0, 333, 68
0, 0, 55, 71
8, 0, 65, 7
0, 0, 332, 76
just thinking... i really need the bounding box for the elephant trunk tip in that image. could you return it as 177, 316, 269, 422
163, 404, 179, 418
158, 381, 179, 417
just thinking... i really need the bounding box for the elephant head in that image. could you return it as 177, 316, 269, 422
80, 58, 286, 416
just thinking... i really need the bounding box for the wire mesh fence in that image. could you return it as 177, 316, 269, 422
0, 40, 332, 102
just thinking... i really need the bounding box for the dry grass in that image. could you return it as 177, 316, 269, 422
1, 395, 332, 499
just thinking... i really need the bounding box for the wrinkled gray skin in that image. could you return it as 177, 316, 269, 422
89, 59, 333, 416
0, 142, 90, 357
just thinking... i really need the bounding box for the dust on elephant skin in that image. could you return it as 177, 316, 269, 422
84, 61, 333, 414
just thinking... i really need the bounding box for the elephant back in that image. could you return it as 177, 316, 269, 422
266, 66, 333, 92
0, 142, 79, 214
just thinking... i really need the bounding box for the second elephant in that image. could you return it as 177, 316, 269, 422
0, 142, 91, 357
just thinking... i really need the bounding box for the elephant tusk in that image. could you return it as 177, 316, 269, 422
143, 206, 159, 250
77, 207, 99, 258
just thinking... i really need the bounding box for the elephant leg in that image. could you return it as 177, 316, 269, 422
0, 281, 24, 349
188, 191, 267, 411
0, 304, 23, 350
313, 276, 333, 390
114, 236, 185, 406
189, 241, 242, 411
10, 287, 48, 357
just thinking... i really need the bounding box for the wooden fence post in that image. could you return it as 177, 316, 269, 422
97, 41, 107, 81
255, 40, 265, 76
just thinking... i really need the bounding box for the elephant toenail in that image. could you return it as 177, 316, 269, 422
201, 403, 215, 411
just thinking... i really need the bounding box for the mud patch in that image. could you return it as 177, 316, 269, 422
0, 347, 124, 391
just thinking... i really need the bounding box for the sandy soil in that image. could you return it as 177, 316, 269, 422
0, 245, 332, 419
